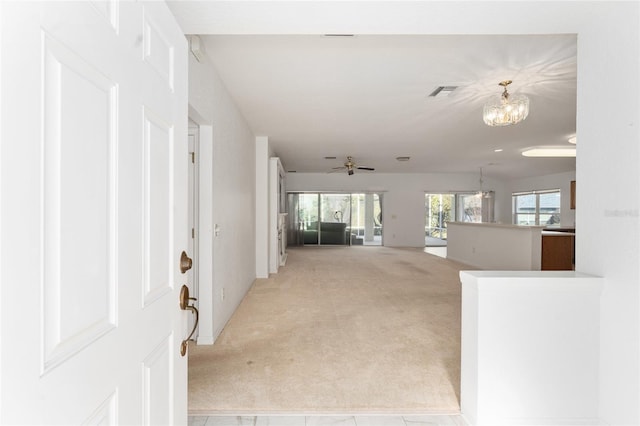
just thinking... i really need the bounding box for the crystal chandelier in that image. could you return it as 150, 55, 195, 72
483, 80, 529, 126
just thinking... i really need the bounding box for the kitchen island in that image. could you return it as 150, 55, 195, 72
447, 222, 574, 270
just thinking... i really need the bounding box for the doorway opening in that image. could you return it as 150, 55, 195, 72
287, 192, 383, 246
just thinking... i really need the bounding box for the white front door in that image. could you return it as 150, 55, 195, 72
0, 1, 189, 424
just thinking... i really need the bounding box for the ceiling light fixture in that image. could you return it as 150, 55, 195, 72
522, 147, 576, 157
568, 136, 577, 144
483, 80, 529, 126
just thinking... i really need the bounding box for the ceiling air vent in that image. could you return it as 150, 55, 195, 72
429, 86, 458, 97
396, 156, 411, 162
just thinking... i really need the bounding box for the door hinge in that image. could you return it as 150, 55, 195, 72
191, 228, 195, 239
190, 152, 195, 163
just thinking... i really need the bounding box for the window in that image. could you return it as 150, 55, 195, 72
425, 191, 495, 245
512, 189, 561, 226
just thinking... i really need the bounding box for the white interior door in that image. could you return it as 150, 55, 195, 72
0, 2, 189, 424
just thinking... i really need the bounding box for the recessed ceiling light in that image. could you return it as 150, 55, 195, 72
396, 156, 411, 161
522, 148, 576, 157
494, 149, 503, 152
568, 136, 577, 144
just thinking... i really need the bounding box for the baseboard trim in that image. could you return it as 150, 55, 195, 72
189, 409, 461, 417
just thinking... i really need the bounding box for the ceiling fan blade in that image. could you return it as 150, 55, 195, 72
357, 167, 375, 171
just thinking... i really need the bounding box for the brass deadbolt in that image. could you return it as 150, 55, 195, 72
180, 251, 192, 274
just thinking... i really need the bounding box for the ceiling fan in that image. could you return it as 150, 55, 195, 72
331, 156, 375, 175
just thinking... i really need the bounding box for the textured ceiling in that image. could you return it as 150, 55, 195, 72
168, 3, 577, 180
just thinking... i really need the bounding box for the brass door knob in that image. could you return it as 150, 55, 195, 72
180, 251, 192, 274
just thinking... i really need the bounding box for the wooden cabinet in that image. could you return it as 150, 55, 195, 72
541, 231, 575, 270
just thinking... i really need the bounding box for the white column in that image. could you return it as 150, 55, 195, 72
255, 136, 269, 278
460, 270, 602, 425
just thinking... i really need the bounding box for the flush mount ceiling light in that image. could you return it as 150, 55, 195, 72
522, 147, 576, 157
483, 80, 530, 126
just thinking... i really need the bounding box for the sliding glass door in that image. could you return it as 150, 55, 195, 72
287, 192, 383, 246
425, 193, 456, 246
425, 192, 494, 246
319, 194, 351, 245
299, 193, 319, 245
350, 193, 382, 245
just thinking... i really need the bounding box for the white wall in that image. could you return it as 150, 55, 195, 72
286, 172, 507, 247
572, 4, 640, 423
188, 50, 257, 341
506, 171, 576, 228
447, 222, 543, 271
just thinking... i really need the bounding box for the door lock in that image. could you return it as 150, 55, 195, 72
179, 285, 198, 356
179, 251, 192, 274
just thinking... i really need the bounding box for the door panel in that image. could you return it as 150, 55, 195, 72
143, 108, 174, 307
0, 2, 188, 424
143, 336, 173, 425
42, 30, 118, 374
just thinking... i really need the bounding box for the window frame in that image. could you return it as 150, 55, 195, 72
512, 189, 561, 226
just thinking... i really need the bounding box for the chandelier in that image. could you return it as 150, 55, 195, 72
483, 80, 529, 126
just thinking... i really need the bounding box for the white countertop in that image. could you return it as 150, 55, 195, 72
447, 221, 545, 230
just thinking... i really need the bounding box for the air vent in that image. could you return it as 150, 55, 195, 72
428, 86, 458, 97
324, 156, 337, 160
323, 34, 355, 37
288, 170, 297, 173
396, 156, 411, 162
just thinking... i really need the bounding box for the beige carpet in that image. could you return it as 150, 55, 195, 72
189, 246, 469, 415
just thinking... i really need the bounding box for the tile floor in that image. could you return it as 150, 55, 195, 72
189, 415, 467, 426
